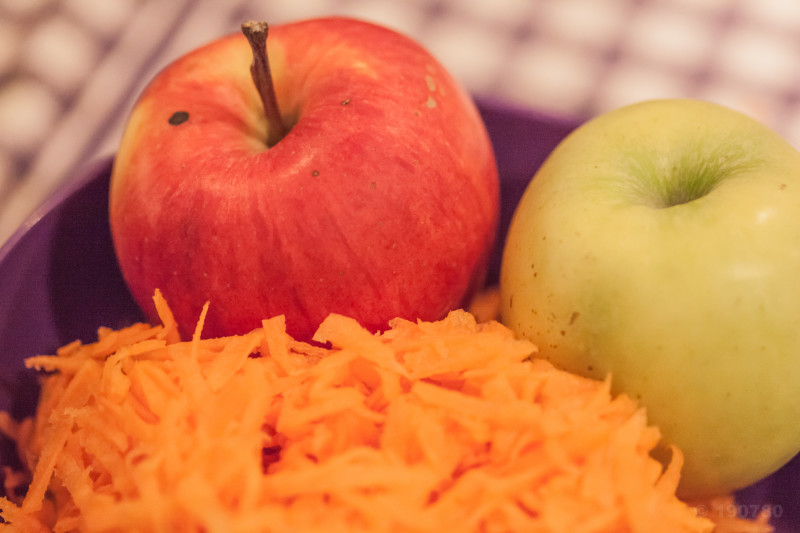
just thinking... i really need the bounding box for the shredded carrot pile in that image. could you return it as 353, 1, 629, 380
0, 290, 773, 532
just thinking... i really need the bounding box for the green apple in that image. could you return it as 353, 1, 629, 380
500, 98, 800, 497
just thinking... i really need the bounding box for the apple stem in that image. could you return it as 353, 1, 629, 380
242, 21, 288, 146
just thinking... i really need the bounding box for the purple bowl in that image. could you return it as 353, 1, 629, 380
0, 99, 797, 530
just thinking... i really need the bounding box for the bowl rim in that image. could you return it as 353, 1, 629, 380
0, 156, 116, 265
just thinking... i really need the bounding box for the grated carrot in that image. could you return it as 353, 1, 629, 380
0, 290, 773, 532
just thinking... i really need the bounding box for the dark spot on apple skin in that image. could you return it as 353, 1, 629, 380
168, 111, 189, 125
341, 98, 351, 106
780, 183, 787, 190
312, 170, 320, 177
569, 312, 580, 325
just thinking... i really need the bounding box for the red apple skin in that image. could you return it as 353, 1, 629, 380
109, 17, 499, 341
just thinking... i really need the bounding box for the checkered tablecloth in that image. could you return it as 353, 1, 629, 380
3, 0, 800, 246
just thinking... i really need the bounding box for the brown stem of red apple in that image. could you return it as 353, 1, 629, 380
242, 21, 288, 147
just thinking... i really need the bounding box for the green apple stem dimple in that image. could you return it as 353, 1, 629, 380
242, 21, 288, 147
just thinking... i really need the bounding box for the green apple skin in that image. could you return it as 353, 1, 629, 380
500, 98, 800, 497
110, 17, 498, 342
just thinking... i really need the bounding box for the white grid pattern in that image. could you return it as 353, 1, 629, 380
3, 0, 800, 245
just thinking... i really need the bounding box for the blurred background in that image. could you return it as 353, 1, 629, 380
2, 0, 800, 246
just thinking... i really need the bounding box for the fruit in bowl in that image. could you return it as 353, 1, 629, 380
0, 96, 796, 532
500, 98, 800, 498
109, 17, 499, 342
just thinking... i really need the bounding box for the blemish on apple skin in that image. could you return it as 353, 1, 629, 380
168, 111, 189, 125
426, 95, 437, 109
425, 75, 436, 92
341, 98, 351, 106
569, 312, 580, 325
312, 170, 320, 177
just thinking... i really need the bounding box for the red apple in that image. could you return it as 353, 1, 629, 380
109, 17, 499, 341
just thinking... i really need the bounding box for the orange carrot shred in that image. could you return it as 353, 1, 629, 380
0, 295, 773, 532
